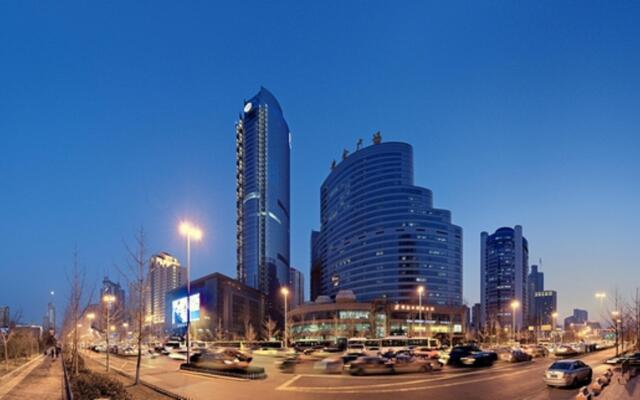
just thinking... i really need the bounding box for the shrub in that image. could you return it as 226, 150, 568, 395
72, 371, 131, 400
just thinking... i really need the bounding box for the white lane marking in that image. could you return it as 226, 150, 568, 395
275, 374, 302, 391
279, 362, 537, 391
179, 369, 249, 382
279, 366, 537, 394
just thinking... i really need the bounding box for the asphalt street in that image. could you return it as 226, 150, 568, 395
83, 348, 618, 400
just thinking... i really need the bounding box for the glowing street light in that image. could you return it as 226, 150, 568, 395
179, 220, 203, 364
281, 287, 289, 347
417, 286, 425, 334
511, 300, 520, 342
102, 294, 116, 372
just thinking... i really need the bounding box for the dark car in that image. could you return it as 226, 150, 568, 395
460, 352, 497, 367
443, 345, 482, 366
194, 348, 253, 370
502, 349, 533, 363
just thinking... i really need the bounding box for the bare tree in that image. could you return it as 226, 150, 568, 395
120, 226, 148, 385
62, 250, 94, 376
263, 316, 279, 341
1, 310, 23, 372
214, 318, 225, 341
244, 323, 256, 342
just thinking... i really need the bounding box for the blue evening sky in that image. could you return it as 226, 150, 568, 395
1, 1, 639, 325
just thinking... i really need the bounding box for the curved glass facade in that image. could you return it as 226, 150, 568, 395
311, 141, 463, 305
480, 226, 529, 330
236, 87, 290, 317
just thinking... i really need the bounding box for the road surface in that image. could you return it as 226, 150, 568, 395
83, 348, 617, 400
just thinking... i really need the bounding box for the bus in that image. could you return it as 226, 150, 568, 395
408, 337, 441, 349
347, 338, 367, 352
380, 336, 409, 353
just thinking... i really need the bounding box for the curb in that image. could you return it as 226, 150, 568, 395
81, 354, 193, 400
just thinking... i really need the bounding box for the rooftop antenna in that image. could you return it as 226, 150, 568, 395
372, 131, 382, 144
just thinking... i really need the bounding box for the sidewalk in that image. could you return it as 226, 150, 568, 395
0, 356, 63, 400
600, 371, 639, 399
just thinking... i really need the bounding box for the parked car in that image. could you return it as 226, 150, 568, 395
348, 356, 394, 376
501, 349, 532, 363
607, 352, 640, 366
543, 360, 592, 387
194, 348, 252, 370
523, 345, 547, 358
314, 356, 345, 373
460, 352, 497, 367
391, 355, 441, 373
413, 347, 440, 359
168, 349, 201, 362
552, 345, 578, 357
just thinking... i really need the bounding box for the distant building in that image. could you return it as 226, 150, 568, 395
573, 309, 588, 323
0, 306, 9, 328
43, 302, 55, 333
102, 277, 126, 322
480, 225, 529, 332
166, 272, 265, 340
533, 290, 557, 327
564, 309, 589, 329
149, 252, 185, 326
236, 87, 291, 324
471, 303, 482, 332
527, 264, 544, 325
311, 140, 463, 306
289, 267, 304, 308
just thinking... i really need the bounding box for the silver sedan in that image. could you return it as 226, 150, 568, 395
544, 360, 592, 387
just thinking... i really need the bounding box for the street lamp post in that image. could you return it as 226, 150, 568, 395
612, 310, 620, 356
102, 294, 116, 372
179, 221, 203, 365
551, 312, 558, 344
511, 300, 520, 343
417, 286, 425, 336
281, 287, 289, 348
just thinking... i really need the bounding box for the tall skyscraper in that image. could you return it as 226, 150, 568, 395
480, 225, 529, 332
102, 277, 126, 321
527, 264, 544, 325
533, 290, 557, 327
43, 302, 55, 333
236, 87, 291, 321
471, 303, 482, 332
149, 252, 185, 325
289, 267, 305, 308
311, 138, 463, 305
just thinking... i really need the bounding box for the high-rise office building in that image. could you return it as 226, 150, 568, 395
149, 252, 185, 325
289, 267, 305, 308
533, 290, 557, 327
236, 87, 291, 321
471, 303, 482, 332
43, 302, 55, 333
311, 138, 463, 305
102, 277, 126, 321
527, 264, 544, 325
480, 225, 529, 332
